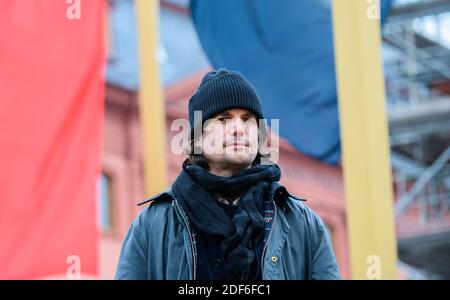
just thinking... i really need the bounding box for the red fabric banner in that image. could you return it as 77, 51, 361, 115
0, 0, 105, 279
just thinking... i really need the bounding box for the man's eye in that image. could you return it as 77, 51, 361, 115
217, 117, 227, 122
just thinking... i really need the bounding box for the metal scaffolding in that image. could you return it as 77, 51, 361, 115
384, 0, 450, 279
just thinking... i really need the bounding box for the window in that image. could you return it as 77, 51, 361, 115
98, 173, 114, 233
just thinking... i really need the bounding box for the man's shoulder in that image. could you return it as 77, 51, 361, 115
285, 195, 327, 234
137, 190, 174, 207
132, 190, 176, 227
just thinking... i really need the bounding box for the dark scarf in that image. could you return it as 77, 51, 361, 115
172, 160, 281, 280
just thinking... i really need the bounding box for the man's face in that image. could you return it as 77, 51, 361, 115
196, 108, 259, 171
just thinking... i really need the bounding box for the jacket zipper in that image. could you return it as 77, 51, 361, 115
174, 200, 197, 280
261, 200, 278, 277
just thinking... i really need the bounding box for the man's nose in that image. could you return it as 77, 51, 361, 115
228, 118, 246, 136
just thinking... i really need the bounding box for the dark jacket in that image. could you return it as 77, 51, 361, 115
115, 183, 341, 280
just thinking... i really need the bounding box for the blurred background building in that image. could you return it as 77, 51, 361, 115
383, 0, 450, 280
97, 0, 450, 279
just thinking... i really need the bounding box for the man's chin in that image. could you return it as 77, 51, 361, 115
224, 155, 255, 167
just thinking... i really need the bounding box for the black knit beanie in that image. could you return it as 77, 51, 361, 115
188, 69, 265, 140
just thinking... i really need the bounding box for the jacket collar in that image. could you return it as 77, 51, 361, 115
270, 182, 306, 208
137, 184, 306, 207
137, 190, 173, 206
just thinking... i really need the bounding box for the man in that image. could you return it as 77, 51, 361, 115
115, 69, 340, 280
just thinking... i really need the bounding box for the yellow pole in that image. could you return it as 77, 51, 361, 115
331, 0, 397, 279
135, 0, 168, 196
